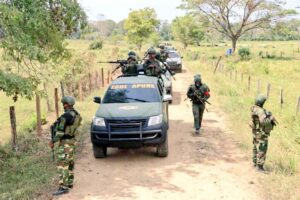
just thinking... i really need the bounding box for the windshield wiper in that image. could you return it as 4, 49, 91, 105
125, 97, 149, 102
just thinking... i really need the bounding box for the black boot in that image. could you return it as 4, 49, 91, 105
257, 164, 265, 172
52, 186, 69, 196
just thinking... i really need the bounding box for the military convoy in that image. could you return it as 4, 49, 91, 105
91, 46, 179, 158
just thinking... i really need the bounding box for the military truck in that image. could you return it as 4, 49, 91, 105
91, 75, 172, 158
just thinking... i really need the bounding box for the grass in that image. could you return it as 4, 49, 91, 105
180, 40, 300, 200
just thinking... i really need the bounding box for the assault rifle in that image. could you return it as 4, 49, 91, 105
98, 60, 129, 74
161, 62, 176, 81
50, 120, 59, 162
265, 111, 279, 126
184, 91, 211, 112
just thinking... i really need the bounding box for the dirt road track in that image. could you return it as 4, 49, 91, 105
58, 68, 262, 200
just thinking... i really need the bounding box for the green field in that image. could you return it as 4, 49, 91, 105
1, 39, 300, 199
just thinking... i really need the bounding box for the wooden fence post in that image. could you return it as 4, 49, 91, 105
257, 79, 261, 94
101, 68, 104, 87
36, 94, 42, 136
107, 70, 110, 84
9, 106, 17, 151
280, 88, 283, 108
267, 83, 271, 98
296, 96, 300, 115
248, 75, 251, 91
54, 88, 59, 118
213, 56, 222, 74
241, 73, 244, 82
60, 81, 65, 97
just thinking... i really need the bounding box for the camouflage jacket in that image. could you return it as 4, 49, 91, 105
122, 63, 138, 75
187, 83, 210, 104
250, 105, 274, 136
143, 59, 163, 77
53, 108, 82, 143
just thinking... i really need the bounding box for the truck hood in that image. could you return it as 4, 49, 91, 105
95, 103, 162, 119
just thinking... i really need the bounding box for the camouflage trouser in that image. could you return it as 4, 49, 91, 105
57, 141, 75, 188
252, 135, 269, 166
192, 103, 205, 129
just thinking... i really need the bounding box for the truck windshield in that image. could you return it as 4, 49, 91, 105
168, 52, 179, 58
103, 83, 161, 103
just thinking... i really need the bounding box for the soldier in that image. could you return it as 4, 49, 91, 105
159, 45, 168, 62
122, 51, 138, 75
186, 74, 210, 135
250, 94, 277, 171
49, 96, 82, 195
143, 48, 163, 77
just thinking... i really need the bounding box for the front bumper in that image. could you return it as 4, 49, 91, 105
168, 63, 182, 71
90, 123, 167, 148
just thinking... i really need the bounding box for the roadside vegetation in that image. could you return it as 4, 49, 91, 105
182, 40, 300, 200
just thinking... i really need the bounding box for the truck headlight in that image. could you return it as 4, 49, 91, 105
148, 114, 163, 126
93, 117, 106, 127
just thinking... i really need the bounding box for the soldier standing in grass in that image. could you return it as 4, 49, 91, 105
250, 95, 277, 171
49, 96, 82, 195
187, 74, 210, 135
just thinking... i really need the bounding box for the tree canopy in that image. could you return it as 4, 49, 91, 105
180, 0, 295, 52
124, 8, 160, 52
0, 0, 87, 99
171, 15, 204, 48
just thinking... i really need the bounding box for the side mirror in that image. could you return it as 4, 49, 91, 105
163, 94, 172, 102
93, 96, 101, 104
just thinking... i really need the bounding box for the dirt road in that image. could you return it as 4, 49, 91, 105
58, 68, 262, 200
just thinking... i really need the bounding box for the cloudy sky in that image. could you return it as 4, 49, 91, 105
78, 0, 300, 22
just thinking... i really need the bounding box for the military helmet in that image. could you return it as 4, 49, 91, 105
61, 96, 75, 106
147, 48, 156, 55
128, 51, 136, 57
194, 74, 202, 82
159, 44, 165, 49
255, 94, 267, 106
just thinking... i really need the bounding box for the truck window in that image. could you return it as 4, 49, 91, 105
103, 83, 161, 103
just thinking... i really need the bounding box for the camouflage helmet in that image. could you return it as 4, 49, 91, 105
61, 96, 75, 106
147, 48, 156, 55
194, 74, 202, 82
159, 44, 165, 49
128, 51, 136, 57
255, 94, 267, 106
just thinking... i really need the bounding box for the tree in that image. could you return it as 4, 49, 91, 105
160, 21, 172, 41
181, 0, 295, 53
171, 15, 204, 48
0, 0, 87, 99
124, 8, 160, 52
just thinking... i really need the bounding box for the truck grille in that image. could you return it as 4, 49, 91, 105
106, 119, 147, 132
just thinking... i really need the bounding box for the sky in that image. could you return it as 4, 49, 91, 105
78, 0, 300, 22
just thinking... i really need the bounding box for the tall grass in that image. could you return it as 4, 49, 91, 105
182, 40, 300, 200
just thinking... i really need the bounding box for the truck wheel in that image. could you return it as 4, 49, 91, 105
93, 144, 107, 158
157, 135, 168, 157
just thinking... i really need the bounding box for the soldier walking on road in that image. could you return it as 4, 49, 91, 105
186, 74, 210, 135
49, 96, 82, 195
250, 95, 277, 172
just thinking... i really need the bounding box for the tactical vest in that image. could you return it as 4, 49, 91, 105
64, 110, 82, 137
250, 106, 273, 135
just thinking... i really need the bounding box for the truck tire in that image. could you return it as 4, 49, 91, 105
157, 135, 168, 157
93, 144, 107, 158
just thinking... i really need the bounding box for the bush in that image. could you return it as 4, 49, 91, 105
89, 40, 103, 50
238, 47, 251, 60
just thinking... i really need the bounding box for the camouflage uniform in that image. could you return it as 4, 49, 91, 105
143, 49, 163, 77
250, 95, 276, 171
187, 74, 210, 134
52, 96, 82, 195
122, 55, 138, 75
